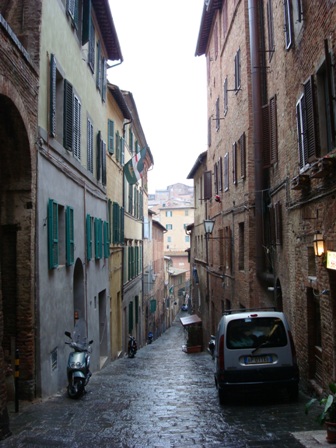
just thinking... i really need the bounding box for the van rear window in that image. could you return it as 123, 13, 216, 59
227, 317, 287, 349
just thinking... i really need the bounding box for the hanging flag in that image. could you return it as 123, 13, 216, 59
124, 148, 147, 185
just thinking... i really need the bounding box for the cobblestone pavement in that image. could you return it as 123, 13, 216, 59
1, 314, 327, 447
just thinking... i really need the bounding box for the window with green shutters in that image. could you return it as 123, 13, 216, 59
115, 130, 120, 162
103, 221, 109, 258
150, 299, 157, 314
108, 119, 114, 154
48, 199, 59, 269
94, 218, 103, 259
86, 214, 92, 261
102, 140, 106, 186
66, 206, 74, 266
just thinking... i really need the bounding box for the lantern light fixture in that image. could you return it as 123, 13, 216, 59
204, 219, 215, 236
313, 231, 325, 257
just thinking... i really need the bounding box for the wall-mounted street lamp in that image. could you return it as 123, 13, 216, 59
313, 231, 325, 257
204, 219, 215, 236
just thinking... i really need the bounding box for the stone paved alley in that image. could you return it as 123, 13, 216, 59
1, 315, 328, 447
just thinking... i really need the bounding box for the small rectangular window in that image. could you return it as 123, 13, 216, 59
284, 0, 292, 50
234, 49, 241, 91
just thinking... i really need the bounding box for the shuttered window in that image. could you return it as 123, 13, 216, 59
94, 218, 102, 260
112, 202, 119, 244
267, 0, 275, 61
48, 199, 59, 269
223, 77, 228, 115
50, 54, 56, 137
66, 206, 74, 266
63, 80, 73, 151
87, 118, 93, 173
284, 0, 292, 50
73, 94, 81, 160
204, 170, 212, 200
86, 214, 92, 261
296, 76, 317, 170
108, 119, 114, 154
102, 140, 106, 186
270, 95, 278, 164
275, 201, 282, 246
232, 142, 237, 185
104, 221, 109, 258
96, 131, 101, 181
239, 132, 246, 179
224, 153, 229, 192
96, 41, 102, 91
234, 48, 241, 91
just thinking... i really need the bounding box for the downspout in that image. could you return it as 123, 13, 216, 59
248, 0, 274, 286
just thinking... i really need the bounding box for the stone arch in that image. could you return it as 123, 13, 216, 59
0, 93, 35, 403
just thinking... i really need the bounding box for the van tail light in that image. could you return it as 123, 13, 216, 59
218, 334, 225, 371
288, 330, 297, 364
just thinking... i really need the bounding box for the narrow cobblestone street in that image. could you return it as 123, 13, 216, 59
2, 315, 326, 447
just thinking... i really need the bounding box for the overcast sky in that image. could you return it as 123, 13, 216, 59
108, 0, 207, 194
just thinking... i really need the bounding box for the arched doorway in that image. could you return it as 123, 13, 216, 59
73, 258, 85, 321
0, 95, 35, 406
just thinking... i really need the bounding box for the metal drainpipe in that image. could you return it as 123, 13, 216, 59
248, 0, 274, 286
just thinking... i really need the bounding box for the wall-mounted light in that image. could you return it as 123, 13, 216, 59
313, 231, 325, 257
204, 219, 215, 235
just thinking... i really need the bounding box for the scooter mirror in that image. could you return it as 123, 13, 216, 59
65, 331, 71, 338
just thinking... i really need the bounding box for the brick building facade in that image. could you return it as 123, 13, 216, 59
0, 9, 39, 438
190, 0, 336, 393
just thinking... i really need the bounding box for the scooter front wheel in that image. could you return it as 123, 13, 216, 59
67, 377, 84, 399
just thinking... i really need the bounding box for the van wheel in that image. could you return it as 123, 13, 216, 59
287, 384, 299, 401
218, 389, 225, 405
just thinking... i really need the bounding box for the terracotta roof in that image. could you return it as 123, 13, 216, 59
107, 83, 132, 119
195, 0, 223, 57
93, 0, 123, 61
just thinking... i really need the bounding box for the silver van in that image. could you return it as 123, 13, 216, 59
214, 309, 299, 404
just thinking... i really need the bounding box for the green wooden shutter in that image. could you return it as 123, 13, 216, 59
96, 131, 101, 181
48, 199, 59, 269
63, 80, 73, 151
94, 218, 103, 259
102, 58, 107, 102
108, 119, 114, 154
150, 299, 157, 313
104, 221, 109, 258
102, 140, 106, 186
86, 214, 92, 261
66, 206, 74, 266
50, 54, 56, 137
115, 131, 120, 162
120, 207, 124, 243
112, 202, 119, 244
